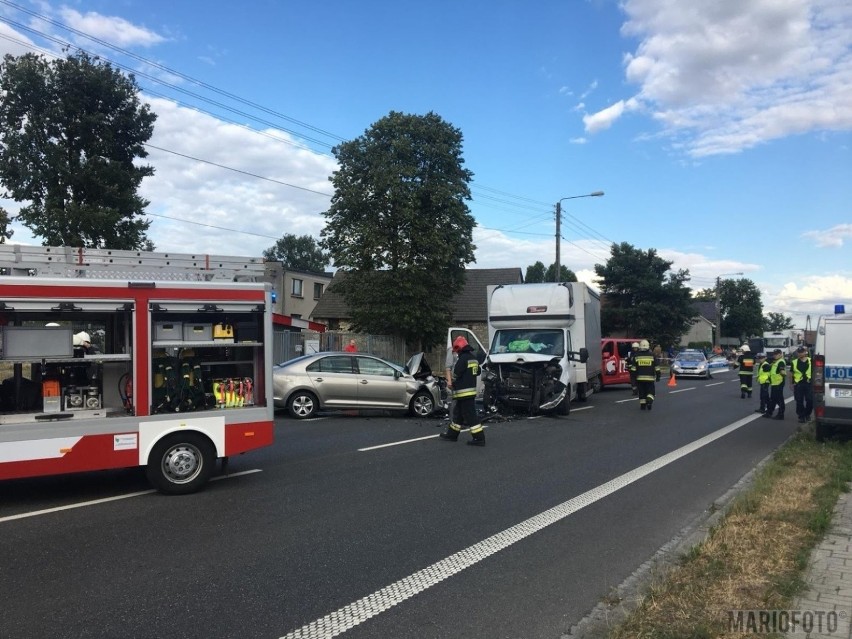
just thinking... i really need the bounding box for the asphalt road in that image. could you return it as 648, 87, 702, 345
0, 367, 797, 639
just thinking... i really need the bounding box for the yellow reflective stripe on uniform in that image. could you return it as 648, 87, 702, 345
452, 389, 477, 399
469, 424, 484, 434
467, 361, 479, 374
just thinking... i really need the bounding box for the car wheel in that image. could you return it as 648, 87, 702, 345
815, 421, 833, 442
409, 390, 435, 417
146, 432, 216, 495
288, 390, 318, 419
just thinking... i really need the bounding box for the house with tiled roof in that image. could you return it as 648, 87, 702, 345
311, 268, 524, 365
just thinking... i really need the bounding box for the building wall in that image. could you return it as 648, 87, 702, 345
679, 317, 713, 346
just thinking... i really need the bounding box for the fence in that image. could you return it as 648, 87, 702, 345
272, 330, 407, 366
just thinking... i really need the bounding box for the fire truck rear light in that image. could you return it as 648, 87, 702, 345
245, 431, 254, 437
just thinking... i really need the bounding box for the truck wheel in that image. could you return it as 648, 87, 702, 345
409, 390, 435, 417
288, 391, 318, 419
591, 375, 603, 393
577, 382, 588, 402
556, 393, 571, 416
146, 432, 215, 495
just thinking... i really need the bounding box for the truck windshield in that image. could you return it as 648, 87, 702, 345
490, 329, 564, 356
765, 338, 788, 348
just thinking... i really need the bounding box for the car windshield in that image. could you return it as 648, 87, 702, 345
490, 329, 564, 356
678, 353, 705, 362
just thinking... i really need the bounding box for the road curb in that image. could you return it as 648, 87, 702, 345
561, 434, 790, 639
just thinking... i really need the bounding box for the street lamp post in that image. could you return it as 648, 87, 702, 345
715, 272, 743, 349
555, 191, 604, 283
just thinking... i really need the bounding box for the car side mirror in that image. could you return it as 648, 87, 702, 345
579, 347, 589, 364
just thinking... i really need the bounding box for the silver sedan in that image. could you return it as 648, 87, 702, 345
273, 352, 442, 419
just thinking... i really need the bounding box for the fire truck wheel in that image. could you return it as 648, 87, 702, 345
288, 391, 318, 419
556, 394, 571, 416
146, 433, 216, 495
409, 390, 435, 417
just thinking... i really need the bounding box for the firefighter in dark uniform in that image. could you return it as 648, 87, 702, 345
631, 339, 661, 410
791, 346, 813, 423
735, 344, 755, 399
762, 349, 787, 420
627, 342, 640, 396
754, 353, 771, 414
440, 336, 485, 446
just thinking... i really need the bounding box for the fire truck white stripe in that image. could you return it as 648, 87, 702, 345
280, 413, 760, 639
0, 437, 82, 463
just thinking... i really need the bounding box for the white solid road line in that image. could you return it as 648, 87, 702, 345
280, 413, 764, 639
0, 469, 262, 524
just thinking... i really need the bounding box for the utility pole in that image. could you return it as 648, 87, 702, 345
555, 201, 562, 283
554, 191, 604, 285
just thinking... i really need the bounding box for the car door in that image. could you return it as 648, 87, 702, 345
354, 355, 408, 409
446, 327, 488, 399
305, 355, 359, 408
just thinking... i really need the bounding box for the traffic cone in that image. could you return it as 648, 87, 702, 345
667, 372, 677, 387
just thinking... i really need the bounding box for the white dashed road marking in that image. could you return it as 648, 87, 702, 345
0, 469, 262, 523
280, 414, 762, 639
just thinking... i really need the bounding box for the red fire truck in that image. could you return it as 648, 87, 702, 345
0, 246, 274, 494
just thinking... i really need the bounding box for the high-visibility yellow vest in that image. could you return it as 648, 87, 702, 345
791, 357, 812, 383
769, 358, 786, 386
757, 362, 771, 384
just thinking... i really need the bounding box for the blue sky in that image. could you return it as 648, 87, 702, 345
0, 0, 850, 328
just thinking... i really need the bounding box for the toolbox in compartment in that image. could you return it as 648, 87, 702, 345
183, 323, 213, 341
154, 321, 183, 341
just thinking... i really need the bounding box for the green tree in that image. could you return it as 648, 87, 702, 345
0, 52, 156, 249
0, 206, 11, 243
524, 261, 576, 283
764, 311, 794, 331
263, 233, 329, 272
320, 111, 475, 348
525, 261, 546, 283
593, 242, 694, 347
718, 278, 763, 339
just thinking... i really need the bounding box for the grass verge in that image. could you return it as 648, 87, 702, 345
607, 427, 852, 639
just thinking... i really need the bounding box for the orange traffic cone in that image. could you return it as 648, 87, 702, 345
667, 372, 677, 387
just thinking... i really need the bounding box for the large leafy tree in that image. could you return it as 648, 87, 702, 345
695, 279, 764, 339
0, 52, 156, 249
320, 111, 475, 348
263, 233, 329, 272
525, 261, 576, 283
764, 311, 794, 331
594, 242, 694, 347
0, 207, 11, 243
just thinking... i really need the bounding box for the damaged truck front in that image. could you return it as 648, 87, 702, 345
448, 282, 602, 417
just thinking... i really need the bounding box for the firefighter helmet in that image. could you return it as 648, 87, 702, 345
639, 339, 650, 350
631, 342, 639, 348
73, 331, 91, 346
741, 344, 750, 352
452, 336, 469, 353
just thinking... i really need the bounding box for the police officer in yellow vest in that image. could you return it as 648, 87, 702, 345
790, 346, 813, 423
762, 349, 787, 420
754, 353, 772, 414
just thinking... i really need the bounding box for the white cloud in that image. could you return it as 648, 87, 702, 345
583, 100, 627, 133
770, 274, 852, 325
589, 0, 852, 155
803, 223, 852, 247
59, 8, 166, 48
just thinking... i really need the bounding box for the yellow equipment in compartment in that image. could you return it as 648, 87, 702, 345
213, 322, 234, 343
212, 377, 253, 408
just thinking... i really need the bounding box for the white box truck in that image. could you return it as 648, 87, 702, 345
813, 305, 852, 441
447, 282, 602, 416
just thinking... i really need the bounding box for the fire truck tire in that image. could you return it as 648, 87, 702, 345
288, 391, 318, 419
409, 390, 435, 417
146, 433, 216, 495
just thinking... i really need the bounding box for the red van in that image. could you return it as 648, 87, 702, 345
601, 338, 644, 388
